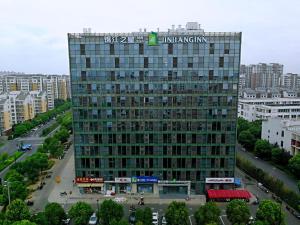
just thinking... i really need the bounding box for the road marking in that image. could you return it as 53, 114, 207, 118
219, 215, 226, 225
188, 215, 193, 225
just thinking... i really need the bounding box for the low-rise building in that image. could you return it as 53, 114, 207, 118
262, 118, 300, 155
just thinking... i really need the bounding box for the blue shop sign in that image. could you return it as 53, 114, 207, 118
132, 176, 158, 183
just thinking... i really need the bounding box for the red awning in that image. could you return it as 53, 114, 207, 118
207, 189, 251, 199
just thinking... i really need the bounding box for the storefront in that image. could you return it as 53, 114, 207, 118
205, 177, 235, 190
115, 177, 132, 194
158, 180, 190, 195
75, 177, 104, 194
131, 176, 158, 194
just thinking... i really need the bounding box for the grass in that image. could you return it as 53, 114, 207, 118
0, 151, 24, 172
47, 159, 55, 169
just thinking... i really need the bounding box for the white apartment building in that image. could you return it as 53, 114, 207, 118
262, 118, 300, 155
238, 97, 300, 121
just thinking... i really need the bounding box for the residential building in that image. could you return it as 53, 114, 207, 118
281, 73, 300, 90
30, 91, 48, 114
241, 63, 283, 89
68, 23, 242, 194
262, 118, 300, 155
239, 96, 300, 121
0, 98, 11, 135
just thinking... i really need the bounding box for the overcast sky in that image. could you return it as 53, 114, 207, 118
0, 0, 299, 74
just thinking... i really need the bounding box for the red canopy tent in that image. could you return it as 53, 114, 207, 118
207, 189, 251, 199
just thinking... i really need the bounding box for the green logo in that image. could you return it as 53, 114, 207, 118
148, 32, 158, 46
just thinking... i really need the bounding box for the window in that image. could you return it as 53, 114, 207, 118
209, 43, 214, 54
281, 130, 284, 137
144, 57, 148, 68
86, 57, 91, 68
139, 43, 144, 55
110, 44, 114, 55
80, 44, 85, 55
219, 57, 224, 68
168, 43, 173, 54
115, 57, 119, 68
81, 71, 86, 81
188, 57, 193, 68
209, 70, 214, 80
173, 57, 177, 68
224, 43, 230, 54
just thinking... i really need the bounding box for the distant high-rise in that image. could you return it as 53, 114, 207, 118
68, 23, 242, 194
241, 63, 283, 89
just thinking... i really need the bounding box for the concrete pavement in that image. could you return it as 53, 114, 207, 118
237, 144, 299, 193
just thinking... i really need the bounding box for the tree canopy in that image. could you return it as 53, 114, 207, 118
194, 202, 220, 225
226, 199, 250, 225
5, 199, 31, 223
165, 201, 189, 225
69, 201, 93, 225
98, 199, 124, 225
44, 202, 66, 225
256, 200, 285, 225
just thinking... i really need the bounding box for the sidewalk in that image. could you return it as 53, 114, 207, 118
48, 152, 206, 206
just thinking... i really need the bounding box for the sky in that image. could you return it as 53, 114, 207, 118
0, 0, 300, 74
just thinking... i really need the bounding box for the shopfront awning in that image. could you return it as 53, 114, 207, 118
77, 183, 104, 187
207, 189, 251, 199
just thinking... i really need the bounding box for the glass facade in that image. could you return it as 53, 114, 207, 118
68, 29, 242, 194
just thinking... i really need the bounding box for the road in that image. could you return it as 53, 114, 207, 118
237, 144, 299, 194
0, 118, 60, 179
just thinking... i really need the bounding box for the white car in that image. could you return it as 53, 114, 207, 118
88, 213, 98, 225
161, 216, 167, 225
152, 212, 159, 225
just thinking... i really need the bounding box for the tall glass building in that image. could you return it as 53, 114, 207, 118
68, 22, 242, 194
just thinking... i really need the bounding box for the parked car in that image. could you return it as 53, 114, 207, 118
161, 216, 167, 225
88, 213, 98, 225
257, 182, 269, 193
152, 212, 159, 225
25, 199, 34, 206
128, 212, 136, 225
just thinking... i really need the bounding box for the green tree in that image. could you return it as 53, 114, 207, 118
226, 199, 250, 225
271, 147, 283, 164
254, 139, 272, 159
165, 201, 189, 225
0, 180, 28, 205
110, 219, 129, 225
12, 220, 37, 225
256, 200, 285, 225
99, 199, 124, 225
238, 130, 255, 151
288, 154, 300, 179
45, 137, 63, 158
31, 212, 49, 225
136, 222, 144, 225
5, 199, 31, 223
44, 202, 66, 225
135, 207, 152, 225
194, 202, 220, 225
4, 169, 24, 183
237, 117, 250, 136
54, 127, 69, 143
0, 152, 9, 162
69, 202, 93, 225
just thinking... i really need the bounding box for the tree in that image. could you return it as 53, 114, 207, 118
0, 180, 28, 205
99, 199, 124, 225
254, 139, 272, 159
5, 199, 31, 223
31, 212, 49, 225
226, 199, 250, 225
12, 220, 37, 225
288, 154, 300, 179
54, 127, 69, 143
44, 202, 66, 225
4, 169, 25, 183
69, 202, 93, 225
194, 202, 220, 225
237, 117, 250, 136
271, 147, 283, 164
44, 137, 63, 158
256, 200, 285, 225
298, 180, 300, 192
136, 222, 144, 225
238, 130, 255, 151
165, 201, 189, 225
110, 219, 129, 225
135, 207, 152, 225
0, 152, 8, 162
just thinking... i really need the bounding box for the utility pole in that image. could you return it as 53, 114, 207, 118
4, 181, 11, 205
